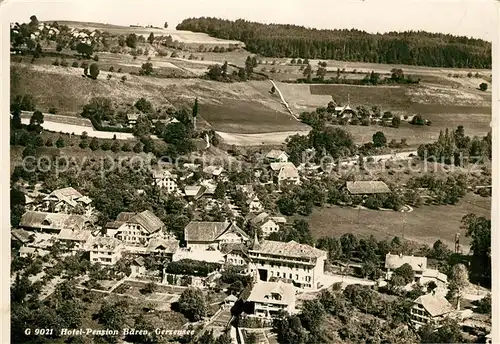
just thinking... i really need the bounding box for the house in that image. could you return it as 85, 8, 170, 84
184, 185, 206, 200
89, 236, 124, 265
345, 181, 391, 196
265, 150, 289, 163
56, 228, 92, 250
38, 187, 94, 215
385, 253, 427, 282
19, 246, 50, 258
130, 256, 147, 277
184, 221, 250, 251
24, 195, 36, 211
11, 229, 34, 246
335, 104, 356, 118
220, 243, 250, 268
410, 293, 455, 329
105, 210, 165, 246
19, 211, 89, 234
152, 169, 178, 193
203, 165, 224, 178
146, 238, 179, 260
420, 269, 448, 291
270, 162, 300, 185
223, 294, 238, 309
248, 237, 327, 290
247, 196, 263, 213
172, 248, 225, 264
248, 213, 285, 238
247, 281, 296, 319
127, 113, 140, 126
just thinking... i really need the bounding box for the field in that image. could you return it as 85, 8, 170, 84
306, 193, 491, 250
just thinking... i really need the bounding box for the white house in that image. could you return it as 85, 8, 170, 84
385, 253, 427, 283
247, 196, 263, 213
248, 237, 327, 290
410, 293, 455, 329
248, 212, 286, 238
105, 210, 165, 246
127, 113, 140, 126
270, 162, 300, 186
152, 169, 178, 193
203, 165, 224, 178
184, 221, 250, 251
89, 236, 124, 265
265, 150, 289, 163
247, 281, 296, 319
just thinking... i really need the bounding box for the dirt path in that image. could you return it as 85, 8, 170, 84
216, 130, 310, 146
269, 79, 297, 119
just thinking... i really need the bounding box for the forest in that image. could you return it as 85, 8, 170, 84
177, 18, 491, 69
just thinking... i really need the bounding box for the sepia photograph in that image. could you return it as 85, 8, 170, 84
3, 0, 497, 343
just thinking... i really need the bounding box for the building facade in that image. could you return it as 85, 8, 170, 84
105, 210, 165, 246
90, 236, 124, 265
410, 293, 455, 329
247, 281, 296, 319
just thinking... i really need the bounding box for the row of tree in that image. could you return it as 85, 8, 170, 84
177, 18, 491, 68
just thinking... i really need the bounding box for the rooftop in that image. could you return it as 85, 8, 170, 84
266, 150, 288, 159
147, 238, 179, 253
278, 165, 300, 180
247, 281, 295, 306
414, 293, 454, 317
90, 236, 123, 250
20, 211, 87, 232
43, 187, 85, 207
184, 221, 249, 243
385, 253, 427, 271
346, 181, 391, 195
270, 162, 296, 172
57, 228, 92, 242
105, 210, 164, 234
250, 240, 327, 260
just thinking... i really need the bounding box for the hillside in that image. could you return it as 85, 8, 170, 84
177, 17, 492, 69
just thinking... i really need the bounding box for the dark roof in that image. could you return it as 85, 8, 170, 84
11, 229, 34, 244
19, 211, 86, 231
184, 221, 249, 243
106, 210, 164, 234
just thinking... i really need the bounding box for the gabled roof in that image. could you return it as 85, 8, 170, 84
184, 185, 206, 198
91, 236, 123, 250
20, 211, 86, 231
203, 165, 224, 176
266, 150, 288, 159
11, 229, 34, 244
346, 181, 390, 195
270, 216, 286, 224
147, 238, 179, 253
385, 253, 427, 271
414, 293, 454, 317
184, 221, 249, 243
152, 169, 177, 180
422, 268, 448, 283
57, 229, 92, 242
43, 187, 84, 207
270, 162, 296, 171
278, 165, 299, 180
250, 212, 270, 225
250, 240, 327, 260
105, 210, 164, 234
127, 113, 140, 121
133, 256, 146, 266
247, 281, 295, 306
225, 294, 238, 302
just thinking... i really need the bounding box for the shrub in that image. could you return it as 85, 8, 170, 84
109, 66, 114, 72
72, 61, 79, 68
121, 75, 127, 83
52, 59, 60, 66
55, 137, 65, 148
117, 68, 122, 73
48, 107, 57, 114
60, 59, 68, 67
89, 63, 100, 79
479, 83, 488, 91
93, 55, 99, 61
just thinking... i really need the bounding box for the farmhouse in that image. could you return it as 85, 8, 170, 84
248, 212, 285, 238
130, 257, 147, 277
152, 169, 178, 193
247, 281, 296, 319
105, 210, 165, 246
203, 165, 224, 178
184, 221, 250, 251
385, 253, 427, 282
220, 243, 250, 268
184, 185, 206, 200
420, 269, 448, 291
335, 104, 356, 118
56, 228, 93, 250
346, 181, 391, 195
248, 237, 327, 290
19, 211, 89, 234
89, 236, 124, 265
270, 162, 300, 185
410, 293, 455, 329
265, 150, 289, 163
145, 238, 179, 260
38, 187, 94, 215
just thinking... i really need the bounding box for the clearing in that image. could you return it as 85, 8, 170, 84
306, 193, 490, 250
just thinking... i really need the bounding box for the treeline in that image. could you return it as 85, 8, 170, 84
177, 18, 491, 68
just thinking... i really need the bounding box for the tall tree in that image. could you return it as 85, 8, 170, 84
192, 98, 199, 130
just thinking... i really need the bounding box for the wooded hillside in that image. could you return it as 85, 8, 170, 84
177, 17, 491, 69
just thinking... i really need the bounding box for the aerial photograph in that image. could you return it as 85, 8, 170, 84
7, 0, 494, 343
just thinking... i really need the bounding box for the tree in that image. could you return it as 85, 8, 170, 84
89, 137, 99, 151
55, 137, 65, 148
133, 142, 143, 153
164, 22, 168, 29
76, 43, 93, 58
147, 32, 155, 44
316, 66, 327, 80
462, 213, 491, 286
303, 64, 312, 81
300, 299, 326, 335
273, 314, 308, 344
418, 318, 465, 343
134, 97, 154, 113
192, 97, 199, 130
448, 263, 469, 310
89, 63, 99, 79
431, 239, 451, 260
126, 33, 138, 48
140, 62, 153, 76
372, 131, 387, 147
392, 116, 401, 128
394, 263, 415, 284
134, 115, 152, 137
214, 182, 226, 200
177, 287, 207, 322
479, 82, 488, 91
29, 110, 44, 128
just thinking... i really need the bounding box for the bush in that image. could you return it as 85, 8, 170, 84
52, 59, 60, 66
55, 137, 65, 148
121, 75, 127, 83
60, 59, 68, 67
89, 63, 100, 79
117, 68, 122, 73
109, 66, 114, 72
93, 55, 99, 61
72, 61, 79, 68
479, 82, 488, 91
48, 107, 57, 114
